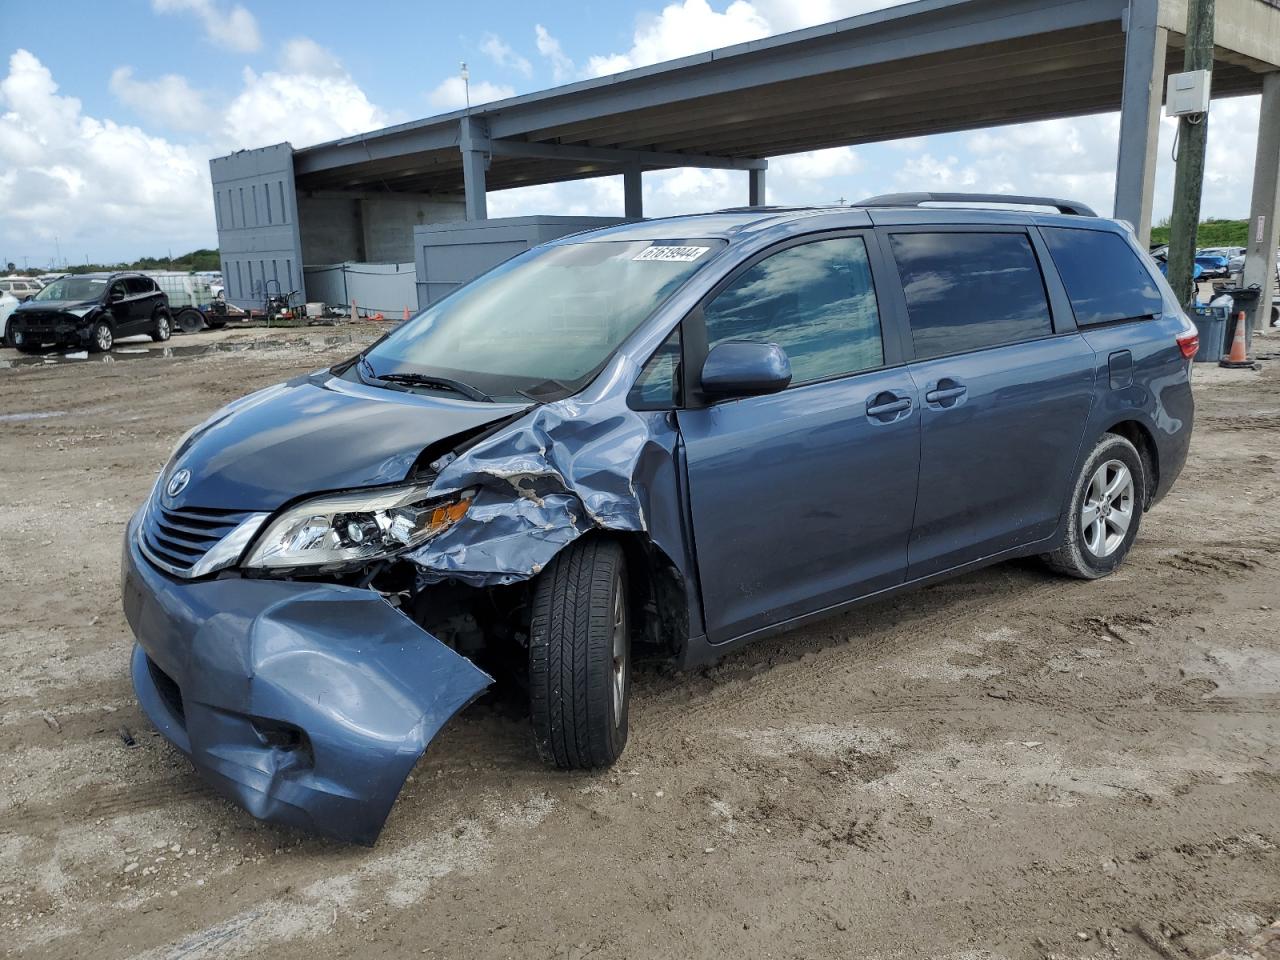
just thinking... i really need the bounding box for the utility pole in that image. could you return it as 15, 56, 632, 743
1165, 0, 1215, 308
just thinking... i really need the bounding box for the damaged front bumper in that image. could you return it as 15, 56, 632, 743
121, 513, 492, 845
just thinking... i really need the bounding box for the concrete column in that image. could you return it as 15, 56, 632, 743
459, 117, 488, 221
748, 166, 767, 207
1242, 72, 1280, 333
1113, 0, 1167, 246
624, 164, 643, 219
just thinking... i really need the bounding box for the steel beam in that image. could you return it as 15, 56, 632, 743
1113, 0, 1167, 244
486, 138, 765, 171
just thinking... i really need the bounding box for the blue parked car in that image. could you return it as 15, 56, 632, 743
122, 193, 1197, 843
1194, 251, 1230, 279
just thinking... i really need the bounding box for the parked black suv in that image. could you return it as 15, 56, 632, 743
10, 272, 172, 353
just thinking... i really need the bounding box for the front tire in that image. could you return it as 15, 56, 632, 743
1043, 433, 1145, 579
89, 320, 114, 353
529, 539, 630, 769
151, 309, 172, 342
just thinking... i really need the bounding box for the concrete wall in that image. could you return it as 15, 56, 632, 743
1158, 0, 1280, 70
297, 195, 363, 265
210, 143, 305, 309
297, 191, 466, 266
414, 216, 627, 307
363, 195, 465, 262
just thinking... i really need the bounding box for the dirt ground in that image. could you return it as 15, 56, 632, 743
1, 323, 1278, 960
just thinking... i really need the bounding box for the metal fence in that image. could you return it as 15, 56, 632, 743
302, 262, 419, 316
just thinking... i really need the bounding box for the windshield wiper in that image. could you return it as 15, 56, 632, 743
371, 370, 494, 403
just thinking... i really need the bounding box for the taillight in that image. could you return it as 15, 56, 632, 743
1176, 331, 1199, 359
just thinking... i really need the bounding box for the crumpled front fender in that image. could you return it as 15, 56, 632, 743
409, 358, 687, 588
124, 525, 492, 845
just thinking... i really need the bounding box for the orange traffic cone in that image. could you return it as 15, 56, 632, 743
1219, 310, 1257, 369
403, 306, 410, 321
371, 312, 385, 322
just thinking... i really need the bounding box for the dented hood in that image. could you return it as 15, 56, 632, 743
167, 373, 527, 511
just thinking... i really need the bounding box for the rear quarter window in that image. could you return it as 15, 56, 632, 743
1041, 227, 1163, 326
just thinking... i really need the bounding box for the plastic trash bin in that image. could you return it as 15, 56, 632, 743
1191, 305, 1229, 362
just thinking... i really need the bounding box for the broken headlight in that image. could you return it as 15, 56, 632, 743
242, 484, 472, 570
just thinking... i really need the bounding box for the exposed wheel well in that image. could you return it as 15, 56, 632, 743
607, 532, 691, 657
1106, 420, 1158, 508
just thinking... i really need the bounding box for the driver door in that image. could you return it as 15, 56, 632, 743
106, 280, 132, 332
675, 233, 921, 645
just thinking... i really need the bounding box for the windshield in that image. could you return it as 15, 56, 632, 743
356, 239, 724, 402
35, 277, 108, 302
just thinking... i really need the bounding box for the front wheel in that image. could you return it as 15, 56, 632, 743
151, 310, 172, 342
1043, 433, 1145, 579
529, 539, 630, 769
89, 320, 114, 353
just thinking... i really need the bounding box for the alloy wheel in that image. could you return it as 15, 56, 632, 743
1081, 459, 1134, 558
611, 578, 627, 727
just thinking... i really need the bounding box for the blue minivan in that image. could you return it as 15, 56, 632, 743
121, 193, 1197, 843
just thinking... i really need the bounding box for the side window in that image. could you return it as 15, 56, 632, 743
126, 277, 151, 295
702, 236, 884, 385
890, 232, 1052, 360
1041, 227, 1163, 326
109, 281, 128, 301
629, 327, 682, 409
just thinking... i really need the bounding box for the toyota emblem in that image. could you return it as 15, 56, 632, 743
166, 468, 191, 498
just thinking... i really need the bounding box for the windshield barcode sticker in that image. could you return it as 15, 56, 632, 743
633, 245, 708, 263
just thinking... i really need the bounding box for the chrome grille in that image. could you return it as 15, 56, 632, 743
140, 501, 255, 576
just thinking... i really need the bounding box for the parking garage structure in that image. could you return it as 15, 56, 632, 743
209, 0, 1280, 321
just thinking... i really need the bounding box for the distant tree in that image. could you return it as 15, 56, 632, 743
1149, 219, 1247, 248
5, 262, 14, 273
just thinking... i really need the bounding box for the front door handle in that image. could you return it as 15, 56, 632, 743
924, 380, 967, 406
866, 393, 912, 420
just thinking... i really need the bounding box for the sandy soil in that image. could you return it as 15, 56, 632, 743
1, 324, 1278, 960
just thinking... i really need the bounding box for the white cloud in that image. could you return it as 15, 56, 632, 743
0, 50, 211, 262
222, 40, 389, 149
749, 0, 913, 32
151, 0, 261, 53
772, 146, 861, 182
109, 66, 211, 132
534, 25, 574, 84
585, 0, 770, 77
426, 75, 516, 111
481, 34, 532, 77
0, 41, 397, 264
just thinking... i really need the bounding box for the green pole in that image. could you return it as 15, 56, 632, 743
1165, 0, 1215, 309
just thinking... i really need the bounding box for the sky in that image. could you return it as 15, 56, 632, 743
0, 0, 1265, 268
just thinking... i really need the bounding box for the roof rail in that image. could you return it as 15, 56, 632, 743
856, 192, 1097, 217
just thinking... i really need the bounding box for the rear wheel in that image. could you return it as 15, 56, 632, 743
1043, 433, 1145, 579
89, 320, 114, 353
529, 539, 630, 769
151, 309, 172, 342
175, 308, 204, 333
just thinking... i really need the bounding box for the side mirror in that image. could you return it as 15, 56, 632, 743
108, 290, 123, 304
700, 340, 792, 400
